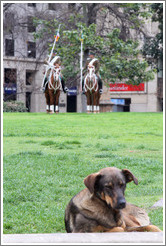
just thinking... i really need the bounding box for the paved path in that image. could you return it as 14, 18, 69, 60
3, 232, 163, 244
151, 199, 163, 208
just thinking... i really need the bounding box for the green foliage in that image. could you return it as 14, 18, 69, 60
100, 29, 156, 84
121, 3, 152, 20
3, 101, 28, 112
3, 112, 163, 233
142, 3, 163, 66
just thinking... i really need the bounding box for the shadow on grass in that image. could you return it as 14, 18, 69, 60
41, 140, 81, 149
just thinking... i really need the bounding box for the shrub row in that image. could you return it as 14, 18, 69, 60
3, 101, 28, 112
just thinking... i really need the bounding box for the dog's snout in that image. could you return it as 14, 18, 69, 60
116, 197, 126, 209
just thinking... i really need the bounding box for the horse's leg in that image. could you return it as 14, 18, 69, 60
93, 92, 97, 114
85, 92, 91, 113
55, 90, 60, 114
96, 91, 100, 113
90, 93, 93, 113
88, 92, 93, 113
45, 87, 50, 113
48, 89, 55, 114
53, 92, 56, 113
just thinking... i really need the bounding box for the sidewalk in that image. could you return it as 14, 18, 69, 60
3, 232, 163, 244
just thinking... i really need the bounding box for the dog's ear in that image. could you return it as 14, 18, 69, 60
84, 172, 101, 193
122, 169, 138, 185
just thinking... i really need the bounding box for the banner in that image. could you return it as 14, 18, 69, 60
67, 87, 77, 96
110, 83, 145, 92
4, 83, 17, 95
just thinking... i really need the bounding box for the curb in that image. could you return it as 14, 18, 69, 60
3, 232, 163, 244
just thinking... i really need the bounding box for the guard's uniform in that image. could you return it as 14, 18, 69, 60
82, 57, 103, 92
43, 55, 67, 93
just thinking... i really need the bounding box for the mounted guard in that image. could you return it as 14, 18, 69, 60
42, 25, 68, 114
43, 55, 65, 114
82, 51, 103, 94
43, 53, 67, 94
82, 51, 103, 113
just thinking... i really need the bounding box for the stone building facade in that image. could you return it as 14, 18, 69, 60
3, 3, 67, 112
3, 3, 163, 112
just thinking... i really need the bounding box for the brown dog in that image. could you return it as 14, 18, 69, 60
65, 167, 161, 233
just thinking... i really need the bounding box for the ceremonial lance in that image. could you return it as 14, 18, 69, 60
42, 24, 61, 88
80, 28, 83, 92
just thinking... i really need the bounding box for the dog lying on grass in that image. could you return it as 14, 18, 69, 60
65, 167, 161, 233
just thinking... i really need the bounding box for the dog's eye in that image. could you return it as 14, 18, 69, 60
105, 185, 112, 190
119, 182, 125, 187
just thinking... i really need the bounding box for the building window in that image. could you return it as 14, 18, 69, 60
27, 41, 36, 58
48, 3, 56, 11
5, 12, 14, 21
28, 3, 36, 7
27, 16, 36, 33
4, 13, 14, 34
4, 68, 17, 101
26, 71, 34, 85
68, 3, 76, 10
5, 39, 14, 56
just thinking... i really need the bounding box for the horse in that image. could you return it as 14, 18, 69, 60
84, 65, 101, 113
44, 64, 62, 114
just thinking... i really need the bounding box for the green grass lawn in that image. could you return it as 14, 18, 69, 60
3, 112, 163, 233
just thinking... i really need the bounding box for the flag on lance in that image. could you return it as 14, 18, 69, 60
54, 31, 60, 42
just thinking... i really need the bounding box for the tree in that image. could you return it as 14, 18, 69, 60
142, 3, 163, 67
76, 3, 154, 38
33, 10, 156, 87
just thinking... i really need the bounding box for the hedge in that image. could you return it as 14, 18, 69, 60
3, 101, 28, 112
